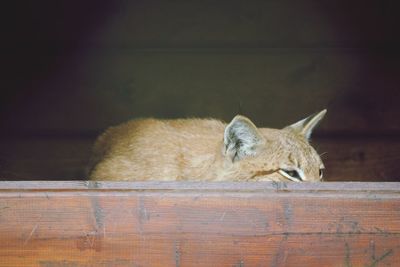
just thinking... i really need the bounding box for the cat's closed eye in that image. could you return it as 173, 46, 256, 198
279, 169, 303, 181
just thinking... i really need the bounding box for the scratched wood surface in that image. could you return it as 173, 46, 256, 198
0, 181, 399, 267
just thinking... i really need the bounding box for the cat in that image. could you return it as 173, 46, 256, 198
88, 110, 326, 182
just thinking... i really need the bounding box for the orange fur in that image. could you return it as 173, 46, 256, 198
89, 111, 326, 182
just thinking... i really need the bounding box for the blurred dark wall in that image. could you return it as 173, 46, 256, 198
1, 0, 400, 181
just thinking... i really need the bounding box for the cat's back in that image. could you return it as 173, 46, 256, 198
97, 117, 225, 147
88, 117, 226, 180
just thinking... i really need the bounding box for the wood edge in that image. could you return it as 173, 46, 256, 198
0, 181, 399, 193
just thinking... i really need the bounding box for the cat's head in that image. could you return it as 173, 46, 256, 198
222, 110, 326, 182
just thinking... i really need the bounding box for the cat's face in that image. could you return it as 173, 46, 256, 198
221, 110, 326, 182
233, 129, 324, 182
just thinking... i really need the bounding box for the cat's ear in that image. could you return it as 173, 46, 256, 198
224, 115, 265, 162
285, 109, 327, 140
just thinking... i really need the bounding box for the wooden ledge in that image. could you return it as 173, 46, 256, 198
0, 181, 399, 266
1, 180, 400, 191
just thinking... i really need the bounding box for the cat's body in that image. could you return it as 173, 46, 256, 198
88, 110, 326, 182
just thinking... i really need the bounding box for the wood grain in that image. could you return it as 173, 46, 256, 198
0, 181, 399, 266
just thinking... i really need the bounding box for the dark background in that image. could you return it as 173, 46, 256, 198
1, 0, 399, 181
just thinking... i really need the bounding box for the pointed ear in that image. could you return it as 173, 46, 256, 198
224, 115, 264, 162
285, 109, 327, 139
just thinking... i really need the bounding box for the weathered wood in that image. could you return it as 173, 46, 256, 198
0, 181, 399, 266
1, 180, 400, 191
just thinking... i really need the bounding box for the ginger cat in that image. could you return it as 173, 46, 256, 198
88, 110, 326, 182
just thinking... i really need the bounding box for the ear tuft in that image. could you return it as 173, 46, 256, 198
224, 115, 264, 162
285, 109, 327, 139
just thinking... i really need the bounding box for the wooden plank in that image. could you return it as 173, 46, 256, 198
1, 180, 400, 191
315, 137, 400, 181
0, 181, 399, 266
0, 137, 92, 180
1, 137, 399, 181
